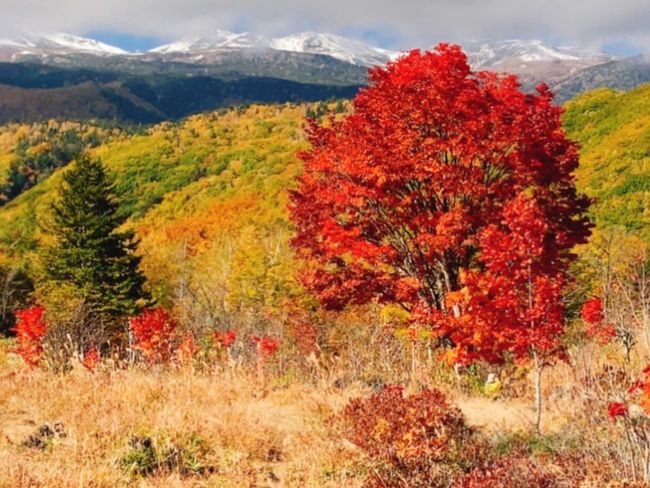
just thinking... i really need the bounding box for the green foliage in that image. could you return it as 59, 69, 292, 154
563, 84, 650, 240
43, 155, 148, 322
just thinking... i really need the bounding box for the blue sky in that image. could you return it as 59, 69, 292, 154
90, 32, 163, 52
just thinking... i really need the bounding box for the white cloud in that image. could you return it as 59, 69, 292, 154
1, 0, 649, 52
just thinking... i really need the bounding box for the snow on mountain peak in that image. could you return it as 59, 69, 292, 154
463, 39, 614, 67
0, 32, 126, 55
149, 30, 400, 66
271, 32, 400, 66
149, 29, 273, 53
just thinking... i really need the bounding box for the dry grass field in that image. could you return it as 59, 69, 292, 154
1, 334, 643, 487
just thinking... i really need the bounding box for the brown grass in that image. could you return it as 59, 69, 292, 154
0, 352, 368, 487
0, 337, 644, 487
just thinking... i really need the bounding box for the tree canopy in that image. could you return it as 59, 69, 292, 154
289, 44, 592, 364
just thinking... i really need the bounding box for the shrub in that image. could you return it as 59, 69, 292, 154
452, 455, 559, 488
580, 297, 616, 345
12, 305, 48, 368
81, 347, 100, 372
340, 386, 486, 487
252, 335, 279, 358
129, 308, 177, 364
213, 329, 236, 349
120, 433, 215, 478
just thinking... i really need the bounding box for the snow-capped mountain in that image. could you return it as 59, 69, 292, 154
150, 30, 400, 67
149, 29, 273, 53
459, 40, 617, 90
464, 40, 614, 68
271, 32, 400, 66
0, 32, 126, 59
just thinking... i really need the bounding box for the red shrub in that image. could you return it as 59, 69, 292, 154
627, 365, 650, 415
12, 305, 48, 368
581, 297, 604, 324
252, 336, 279, 358
129, 308, 177, 363
608, 401, 628, 419
580, 298, 616, 344
213, 329, 236, 349
81, 347, 100, 372
340, 386, 485, 487
453, 455, 560, 488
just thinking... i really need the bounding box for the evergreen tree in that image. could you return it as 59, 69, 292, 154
44, 155, 148, 321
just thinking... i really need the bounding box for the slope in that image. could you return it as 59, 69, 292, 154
563, 84, 650, 239
0, 62, 361, 124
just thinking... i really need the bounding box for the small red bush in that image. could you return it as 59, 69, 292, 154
12, 305, 48, 368
608, 401, 628, 419
581, 297, 616, 344
581, 297, 604, 324
341, 386, 485, 487
81, 347, 100, 372
252, 336, 279, 358
129, 308, 177, 363
453, 455, 560, 488
213, 329, 236, 349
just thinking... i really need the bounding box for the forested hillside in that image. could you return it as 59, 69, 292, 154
0, 62, 360, 124
563, 84, 650, 240
0, 87, 647, 310
0, 101, 349, 319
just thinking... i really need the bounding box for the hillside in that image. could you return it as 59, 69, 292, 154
0, 85, 647, 306
0, 102, 338, 307
3, 33, 648, 125
0, 63, 360, 124
563, 84, 650, 240
553, 55, 650, 103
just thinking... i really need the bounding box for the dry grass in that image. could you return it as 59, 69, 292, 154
0, 336, 640, 487
0, 351, 368, 487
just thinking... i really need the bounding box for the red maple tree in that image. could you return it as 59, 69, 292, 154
290, 43, 589, 329
289, 44, 591, 429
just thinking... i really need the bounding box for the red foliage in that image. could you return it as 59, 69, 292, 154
129, 307, 177, 363
252, 336, 279, 358
454, 455, 562, 488
580, 298, 615, 345
586, 322, 617, 345
175, 333, 198, 366
581, 297, 604, 324
440, 194, 568, 365
627, 366, 650, 415
341, 386, 485, 487
289, 44, 590, 364
81, 347, 100, 372
213, 329, 236, 349
288, 315, 319, 355
607, 402, 628, 419
12, 305, 48, 368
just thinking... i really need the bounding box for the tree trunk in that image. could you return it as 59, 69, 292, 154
533, 352, 543, 434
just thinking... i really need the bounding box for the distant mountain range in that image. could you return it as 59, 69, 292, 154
0, 30, 648, 122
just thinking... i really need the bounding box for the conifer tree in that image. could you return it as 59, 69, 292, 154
45, 155, 148, 321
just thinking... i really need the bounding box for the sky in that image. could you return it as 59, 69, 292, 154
2, 0, 649, 56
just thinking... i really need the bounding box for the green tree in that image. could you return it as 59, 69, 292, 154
44, 155, 148, 323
